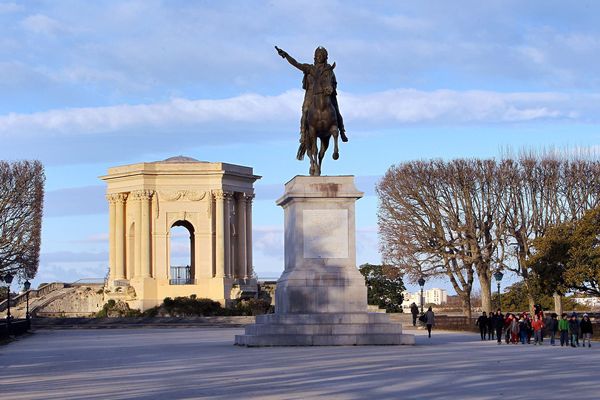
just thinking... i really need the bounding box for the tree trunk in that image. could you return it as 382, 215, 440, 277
527, 293, 535, 312
478, 272, 493, 313
461, 296, 472, 319
523, 279, 536, 311
553, 292, 563, 315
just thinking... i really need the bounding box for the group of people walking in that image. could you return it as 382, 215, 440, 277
476, 308, 594, 347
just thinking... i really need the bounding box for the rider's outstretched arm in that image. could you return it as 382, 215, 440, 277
275, 46, 310, 72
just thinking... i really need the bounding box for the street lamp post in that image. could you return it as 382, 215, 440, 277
2, 272, 14, 334
23, 280, 31, 321
493, 271, 504, 310
418, 276, 426, 314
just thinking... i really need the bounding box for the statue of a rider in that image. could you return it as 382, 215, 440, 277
275, 46, 348, 149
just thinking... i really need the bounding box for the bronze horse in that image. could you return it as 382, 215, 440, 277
275, 46, 345, 176
302, 63, 340, 176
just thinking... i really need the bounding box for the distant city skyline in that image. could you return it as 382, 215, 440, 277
2, 1, 600, 295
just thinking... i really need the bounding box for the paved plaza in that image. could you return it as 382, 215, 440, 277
2, 327, 598, 399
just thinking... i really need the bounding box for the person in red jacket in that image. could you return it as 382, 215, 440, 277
532, 314, 545, 345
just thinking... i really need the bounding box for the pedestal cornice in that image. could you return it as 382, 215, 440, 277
276, 176, 363, 206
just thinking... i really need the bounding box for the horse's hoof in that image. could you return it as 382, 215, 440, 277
333, 152, 339, 160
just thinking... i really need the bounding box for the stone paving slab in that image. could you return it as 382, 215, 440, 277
2, 328, 598, 399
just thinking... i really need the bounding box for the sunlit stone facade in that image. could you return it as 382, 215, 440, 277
101, 156, 260, 310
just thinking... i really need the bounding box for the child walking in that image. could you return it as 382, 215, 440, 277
559, 313, 569, 347
580, 314, 593, 348
532, 314, 545, 345
568, 314, 579, 348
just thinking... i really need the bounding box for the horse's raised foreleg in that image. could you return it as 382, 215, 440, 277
331, 125, 339, 160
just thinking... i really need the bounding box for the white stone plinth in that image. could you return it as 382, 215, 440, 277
235, 176, 415, 346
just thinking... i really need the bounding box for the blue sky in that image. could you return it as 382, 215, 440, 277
2, 1, 600, 294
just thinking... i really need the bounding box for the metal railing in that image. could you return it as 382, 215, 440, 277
69, 278, 105, 286
169, 278, 195, 285
0, 319, 30, 338
0, 282, 65, 313
170, 265, 193, 285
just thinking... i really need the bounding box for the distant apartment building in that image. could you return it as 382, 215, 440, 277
401, 291, 421, 310
571, 295, 600, 309
401, 288, 448, 310
425, 288, 448, 305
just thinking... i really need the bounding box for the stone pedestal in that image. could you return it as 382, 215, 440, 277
235, 176, 414, 346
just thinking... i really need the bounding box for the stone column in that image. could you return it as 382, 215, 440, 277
224, 192, 233, 278
140, 190, 153, 278
245, 194, 255, 279
106, 195, 117, 281
126, 215, 133, 279
133, 192, 142, 278
236, 193, 248, 279
214, 190, 225, 278
114, 193, 127, 280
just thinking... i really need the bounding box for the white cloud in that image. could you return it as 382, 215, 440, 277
0, 91, 300, 138
35, 262, 106, 286
253, 225, 284, 259
21, 14, 65, 35
0, 2, 22, 14
41, 250, 108, 263
77, 233, 109, 243
1, 88, 596, 140
379, 14, 431, 32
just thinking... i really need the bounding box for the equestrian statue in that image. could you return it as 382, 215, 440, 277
275, 46, 348, 176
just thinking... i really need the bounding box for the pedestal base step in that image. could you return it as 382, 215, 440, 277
235, 333, 415, 346
234, 312, 416, 346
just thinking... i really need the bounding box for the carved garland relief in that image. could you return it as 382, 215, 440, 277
159, 190, 207, 201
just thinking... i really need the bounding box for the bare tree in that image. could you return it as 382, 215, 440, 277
501, 153, 600, 310
378, 152, 600, 316
0, 160, 45, 281
378, 160, 506, 317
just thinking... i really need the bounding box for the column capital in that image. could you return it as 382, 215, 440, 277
213, 189, 233, 200
213, 189, 225, 200
245, 193, 255, 204
131, 189, 154, 201
106, 193, 128, 204
236, 192, 254, 203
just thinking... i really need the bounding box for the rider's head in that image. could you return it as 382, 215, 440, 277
314, 47, 328, 64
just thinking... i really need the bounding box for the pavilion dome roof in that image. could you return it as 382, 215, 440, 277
161, 155, 202, 163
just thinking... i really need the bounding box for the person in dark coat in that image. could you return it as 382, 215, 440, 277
580, 314, 593, 348
545, 313, 558, 346
487, 312, 495, 340
494, 310, 504, 344
425, 306, 435, 338
476, 312, 488, 340
410, 302, 419, 327
571, 312, 581, 346
568, 314, 580, 347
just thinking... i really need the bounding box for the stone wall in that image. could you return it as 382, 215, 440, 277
36, 286, 104, 317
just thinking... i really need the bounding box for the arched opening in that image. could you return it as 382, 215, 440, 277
169, 220, 195, 285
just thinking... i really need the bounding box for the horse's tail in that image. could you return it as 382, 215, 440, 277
296, 142, 306, 160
